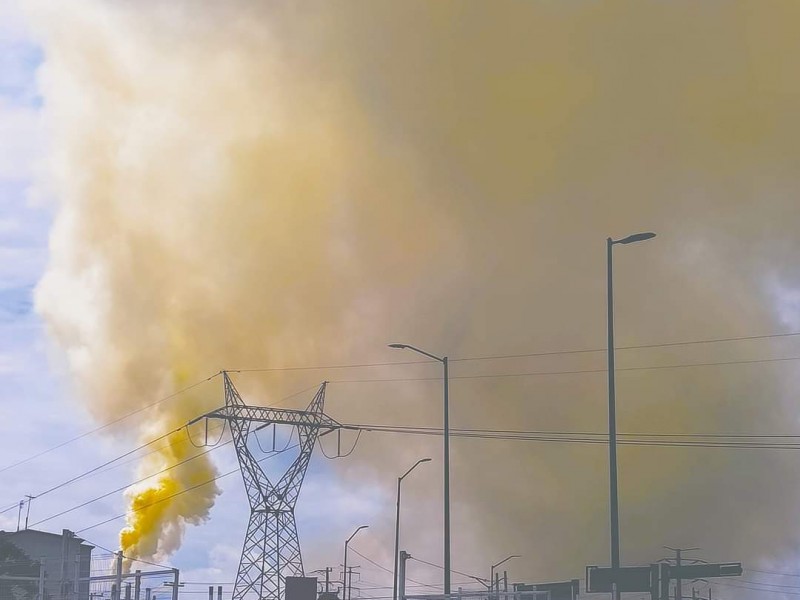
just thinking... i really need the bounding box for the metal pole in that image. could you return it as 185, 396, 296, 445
326, 567, 331, 593
75, 553, 81, 600
172, 569, 180, 600
347, 568, 354, 600
399, 552, 410, 600
38, 560, 45, 600
343, 542, 349, 600
217, 586, 222, 600
675, 550, 682, 600
145, 589, 151, 600
135, 570, 142, 600
24, 495, 34, 530
443, 356, 451, 595
276, 518, 281, 600
126, 583, 132, 600
503, 571, 507, 593
490, 566, 494, 595
393, 477, 402, 600
115, 553, 124, 600
209, 586, 214, 600
607, 238, 620, 600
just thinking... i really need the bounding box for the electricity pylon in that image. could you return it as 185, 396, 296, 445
202, 372, 340, 600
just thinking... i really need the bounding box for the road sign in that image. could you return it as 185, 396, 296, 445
515, 580, 579, 600
586, 565, 658, 593
669, 563, 743, 579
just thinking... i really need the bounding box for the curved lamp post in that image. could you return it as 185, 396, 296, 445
490, 555, 520, 597
388, 343, 451, 594
607, 232, 656, 600
393, 458, 432, 600
343, 525, 368, 600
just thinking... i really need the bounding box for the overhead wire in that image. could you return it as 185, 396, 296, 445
6, 329, 800, 477
330, 354, 800, 385
76, 442, 300, 534
408, 555, 489, 583
347, 547, 445, 592
339, 423, 800, 450
7, 381, 315, 516
0, 371, 221, 475
30, 436, 234, 528
319, 430, 363, 459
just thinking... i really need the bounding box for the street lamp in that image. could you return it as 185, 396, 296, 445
388, 343, 451, 594
607, 231, 656, 600
393, 458, 432, 600
343, 525, 368, 600
490, 555, 520, 597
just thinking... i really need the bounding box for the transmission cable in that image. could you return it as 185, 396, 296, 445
331, 354, 800, 384
7, 380, 314, 512
0, 371, 221, 475
7, 329, 800, 477
76, 442, 300, 534
348, 547, 445, 591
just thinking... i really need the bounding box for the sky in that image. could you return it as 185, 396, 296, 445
4, 2, 800, 600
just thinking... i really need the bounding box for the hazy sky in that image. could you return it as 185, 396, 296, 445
5, 2, 800, 600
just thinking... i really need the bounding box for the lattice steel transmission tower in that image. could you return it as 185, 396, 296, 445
202, 372, 341, 600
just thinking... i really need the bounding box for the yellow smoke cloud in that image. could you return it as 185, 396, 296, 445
25, 0, 800, 577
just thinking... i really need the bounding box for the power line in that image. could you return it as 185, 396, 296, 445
408, 556, 488, 583
748, 567, 800, 578
79, 535, 173, 570
30, 437, 233, 528
32, 428, 181, 499
331, 354, 800, 384
76, 442, 300, 534
341, 424, 800, 450
0, 372, 221, 475
347, 547, 445, 592
8, 329, 800, 479
228, 331, 800, 373
452, 330, 800, 363
715, 579, 800, 595
7, 381, 314, 516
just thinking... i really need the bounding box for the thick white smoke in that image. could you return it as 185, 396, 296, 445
27, 0, 800, 583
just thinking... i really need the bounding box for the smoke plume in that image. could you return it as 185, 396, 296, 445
27, 0, 800, 580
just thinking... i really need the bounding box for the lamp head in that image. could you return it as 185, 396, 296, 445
617, 232, 656, 245
388, 343, 407, 349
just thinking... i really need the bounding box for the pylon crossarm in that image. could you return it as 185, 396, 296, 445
202, 405, 341, 430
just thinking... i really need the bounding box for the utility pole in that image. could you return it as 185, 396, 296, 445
346, 567, 359, 600
324, 567, 332, 593
16, 500, 24, 532
398, 552, 411, 600
114, 552, 124, 600
24, 495, 34, 530
663, 546, 699, 600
